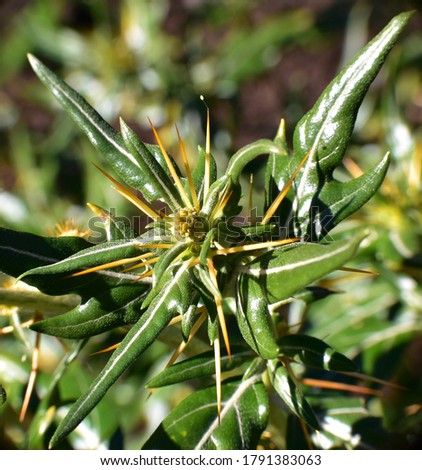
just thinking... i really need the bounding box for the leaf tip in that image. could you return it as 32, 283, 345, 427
27, 53, 43, 75
118, 116, 127, 130
27, 52, 36, 65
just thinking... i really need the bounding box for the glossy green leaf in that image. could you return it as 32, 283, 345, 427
146, 347, 254, 388
141, 243, 191, 310
242, 231, 367, 304
217, 223, 276, 245
265, 119, 289, 208
0, 227, 92, 279
236, 275, 279, 359
267, 359, 320, 430
227, 139, 284, 185
199, 174, 232, 218
312, 153, 390, 234
295, 12, 411, 171
30, 284, 148, 338
181, 302, 198, 341
152, 241, 189, 288
143, 376, 268, 450
27, 54, 181, 209
49, 262, 193, 448
266, 12, 412, 239
119, 118, 182, 210
18, 239, 148, 297
278, 334, 358, 372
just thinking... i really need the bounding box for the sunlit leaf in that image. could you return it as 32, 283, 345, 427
267, 359, 320, 430
278, 334, 358, 372
28, 54, 181, 209
266, 12, 412, 239
0, 227, 91, 278
49, 262, 193, 448
146, 347, 254, 388
236, 275, 279, 359
30, 284, 148, 338
242, 231, 367, 304
143, 377, 268, 450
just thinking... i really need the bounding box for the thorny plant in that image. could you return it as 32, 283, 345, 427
0, 12, 413, 449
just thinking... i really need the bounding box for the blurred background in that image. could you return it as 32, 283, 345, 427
1, 0, 422, 450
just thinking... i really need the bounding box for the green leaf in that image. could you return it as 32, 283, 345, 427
236, 275, 279, 359
27, 54, 181, 209
265, 119, 289, 208
49, 262, 193, 448
19, 239, 146, 297
227, 139, 284, 185
143, 376, 268, 450
146, 347, 254, 388
0, 227, 92, 279
278, 334, 358, 372
30, 284, 148, 339
267, 359, 320, 430
312, 152, 390, 234
119, 118, 183, 210
152, 241, 189, 288
0, 285, 79, 316
243, 231, 367, 304
266, 12, 412, 239
199, 174, 232, 218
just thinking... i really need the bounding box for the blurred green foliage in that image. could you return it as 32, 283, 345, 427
1, 0, 422, 449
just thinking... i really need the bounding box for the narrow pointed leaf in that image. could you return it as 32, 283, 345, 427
19, 237, 159, 278
278, 334, 358, 372
267, 359, 320, 430
199, 175, 232, 218
49, 262, 192, 448
236, 276, 279, 359
152, 241, 189, 287
265, 119, 289, 208
294, 12, 411, 171
243, 231, 367, 304
120, 118, 182, 210
266, 12, 412, 238
181, 303, 198, 341
0, 227, 92, 279
30, 284, 148, 339
19, 239, 146, 296
146, 347, 254, 388
28, 54, 180, 208
315, 153, 390, 233
143, 377, 268, 450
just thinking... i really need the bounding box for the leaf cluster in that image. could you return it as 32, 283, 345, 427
0, 11, 415, 450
